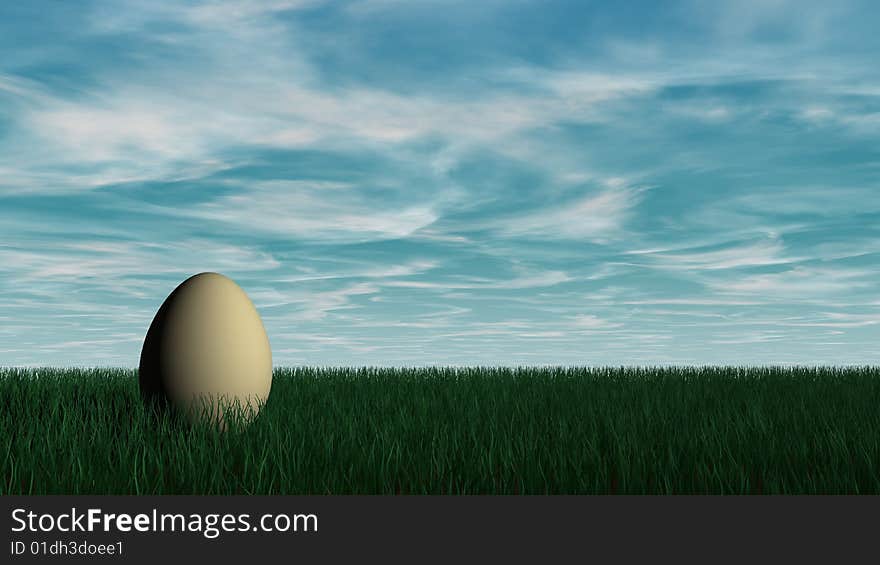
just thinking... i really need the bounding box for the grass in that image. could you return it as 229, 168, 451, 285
2, 366, 880, 494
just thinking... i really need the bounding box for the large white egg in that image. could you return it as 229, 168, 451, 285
139, 272, 272, 426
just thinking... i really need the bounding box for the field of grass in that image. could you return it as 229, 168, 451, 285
2, 366, 880, 494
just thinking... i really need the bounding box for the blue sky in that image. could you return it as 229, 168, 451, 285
1, 0, 879, 366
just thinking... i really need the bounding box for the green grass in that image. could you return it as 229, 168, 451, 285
2, 366, 880, 494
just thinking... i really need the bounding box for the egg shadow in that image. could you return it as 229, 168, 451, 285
138, 280, 185, 426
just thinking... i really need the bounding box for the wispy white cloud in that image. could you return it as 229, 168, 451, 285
181, 182, 439, 242
568, 314, 620, 329
384, 270, 572, 291
687, 0, 846, 41
620, 298, 762, 306
183, 0, 323, 25
630, 236, 797, 271
715, 266, 875, 297
275, 260, 439, 284
489, 181, 650, 241
821, 311, 880, 324
0, 73, 52, 100
731, 187, 880, 216
2, 4, 664, 198
254, 282, 380, 321
709, 332, 788, 345
0, 239, 280, 304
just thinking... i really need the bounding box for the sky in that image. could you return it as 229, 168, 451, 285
1, 0, 879, 366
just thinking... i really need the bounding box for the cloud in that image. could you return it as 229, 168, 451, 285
813, 312, 880, 327
489, 181, 649, 241
29, 104, 195, 161
621, 298, 761, 306
253, 282, 380, 321
384, 270, 572, 291
569, 314, 620, 329
731, 187, 880, 217
9, 62, 638, 195
687, 0, 852, 43
184, 0, 323, 26
715, 266, 874, 297
0, 73, 51, 100
179, 181, 439, 242
0, 239, 280, 292
88, 0, 323, 35
275, 260, 439, 283
630, 236, 797, 271
2, 5, 662, 198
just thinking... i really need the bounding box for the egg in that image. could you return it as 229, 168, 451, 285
139, 272, 272, 427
